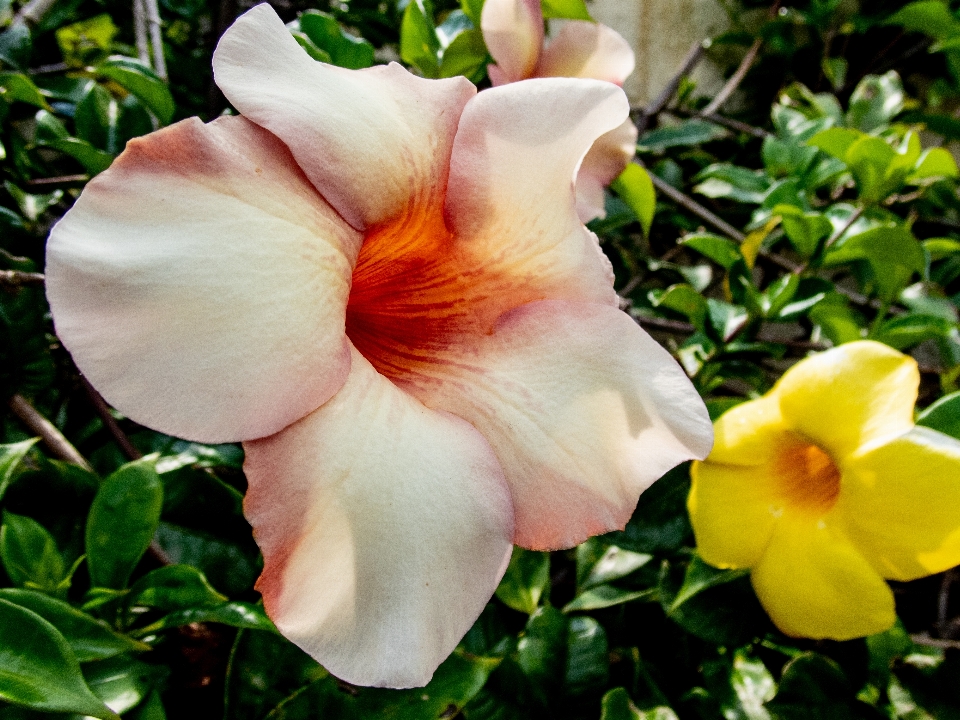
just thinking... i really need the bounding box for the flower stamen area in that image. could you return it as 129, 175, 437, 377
775, 434, 842, 514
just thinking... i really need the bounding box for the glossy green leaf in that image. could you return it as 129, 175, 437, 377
132, 601, 276, 636
638, 120, 728, 153
0, 438, 37, 503
297, 11, 374, 69
517, 605, 566, 690
766, 653, 865, 719
909, 148, 959, 182
563, 585, 655, 613
846, 71, 904, 132
775, 205, 832, 257
706, 299, 749, 342
495, 546, 550, 614
825, 225, 924, 301
541, 0, 592, 20
576, 538, 652, 591
82, 655, 165, 715
669, 555, 748, 612
439, 28, 487, 80
886, 1, 960, 40
808, 127, 863, 161
45, 137, 113, 174
96, 57, 174, 124
917, 391, 960, 439
761, 273, 800, 318
0, 24, 31, 70
0, 73, 49, 108
400, 0, 440, 78
565, 616, 608, 695
681, 232, 743, 269
651, 284, 708, 330
74, 81, 120, 154
291, 30, 334, 62
0, 588, 148, 661
604, 464, 693, 553
611, 164, 656, 237
872, 313, 956, 350
694, 163, 771, 204
126, 564, 226, 612
729, 649, 775, 719
128, 690, 166, 720
601, 688, 679, 720
0, 512, 66, 593
460, 0, 484, 25
0, 599, 118, 719
55, 14, 118, 65
86, 457, 163, 589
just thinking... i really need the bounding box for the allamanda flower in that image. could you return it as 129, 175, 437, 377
45, 4, 712, 688
689, 340, 960, 640
480, 0, 638, 222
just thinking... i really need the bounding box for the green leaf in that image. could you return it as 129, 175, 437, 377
576, 538, 652, 591
0, 588, 149, 662
924, 237, 960, 261
495, 546, 550, 614
291, 30, 334, 63
611, 164, 656, 237
86, 457, 163, 589
885, 1, 960, 41
774, 205, 832, 257
601, 688, 679, 720
563, 585, 655, 613
128, 690, 166, 720
763, 136, 819, 179
400, 0, 441, 78
45, 137, 113, 175
638, 120, 728, 153
0, 24, 31, 70
846, 71, 904, 132
707, 299, 749, 342
808, 127, 863, 160
694, 163, 771, 204
909, 148, 959, 182
74, 81, 120, 154
0, 73, 49, 109
96, 57, 174, 125
56, 14, 118, 65
729, 649, 775, 719
517, 605, 567, 690
565, 616, 608, 695
132, 601, 277, 636
297, 11, 374, 69
873, 313, 956, 350
82, 655, 165, 715
0, 438, 37, 503
0, 599, 118, 719
669, 555, 748, 612
845, 135, 899, 201
651, 284, 708, 330
0, 512, 66, 593
821, 57, 847, 91
460, 0, 484, 25
681, 232, 743, 269
439, 28, 487, 80
603, 464, 693, 553
766, 653, 866, 720
917, 391, 960, 439
126, 564, 226, 612
824, 225, 925, 301
541, 0, 592, 20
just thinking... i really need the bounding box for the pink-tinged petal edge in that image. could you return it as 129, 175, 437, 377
576, 119, 638, 222
445, 78, 631, 310
243, 347, 514, 688
45, 116, 360, 443
481, 0, 544, 84
404, 300, 713, 550
536, 20, 636, 85
213, 3, 476, 230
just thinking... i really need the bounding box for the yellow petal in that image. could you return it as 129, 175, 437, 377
705, 395, 787, 466
751, 515, 895, 640
839, 427, 960, 581
775, 341, 917, 458
689, 461, 779, 569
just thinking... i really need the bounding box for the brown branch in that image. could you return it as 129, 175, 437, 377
8, 394, 93, 471
645, 168, 747, 242
82, 378, 142, 462
699, 37, 763, 117
26, 174, 89, 187
910, 634, 960, 650
0, 270, 45, 286
635, 41, 708, 133
635, 315, 695, 334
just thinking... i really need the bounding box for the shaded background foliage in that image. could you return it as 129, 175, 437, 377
1, 0, 960, 718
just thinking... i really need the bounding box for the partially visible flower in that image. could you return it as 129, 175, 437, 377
46, 4, 712, 688
689, 341, 960, 640
480, 0, 638, 222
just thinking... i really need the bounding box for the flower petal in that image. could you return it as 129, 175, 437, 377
576, 119, 638, 222
406, 300, 712, 550
45, 116, 360, 443
480, 0, 543, 84
705, 395, 787, 466
839, 426, 960, 581
242, 347, 514, 689
536, 20, 635, 85
445, 77, 630, 309
213, 3, 476, 230
751, 515, 895, 640
688, 461, 779, 569
775, 341, 918, 458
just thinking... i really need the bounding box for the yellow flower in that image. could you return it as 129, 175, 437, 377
689, 340, 960, 640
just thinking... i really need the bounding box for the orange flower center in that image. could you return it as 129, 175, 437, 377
774, 436, 842, 514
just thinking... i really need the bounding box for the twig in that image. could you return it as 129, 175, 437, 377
646, 168, 747, 242
0, 270, 45, 286
910, 634, 960, 650
144, 0, 167, 80
938, 570, 956, 634
8, 394, 94, 472
635, 315, 695, 334
699, 36, 763, 117
133, 0, 151, 67
28, 62, 69, 75
668, 108, 771, 139
11, 0, 58, 26
26, 174, 89, 188
635, 41, 708, 133
823, 206, 864, 250
81, 378, 142, 462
